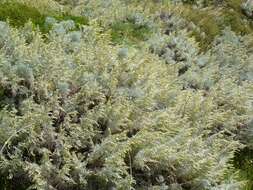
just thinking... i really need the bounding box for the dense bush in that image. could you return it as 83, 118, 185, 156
0, 0, 252, 190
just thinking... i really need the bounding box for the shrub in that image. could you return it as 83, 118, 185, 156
0, 22, 251, 189
241, 0, 253, 18
0, 1, 88, 33
0, 2, 45, 28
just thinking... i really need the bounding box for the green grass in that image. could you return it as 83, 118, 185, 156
110, 20, 152, 45
0, 1, 88, 33
0, 2, 45, 28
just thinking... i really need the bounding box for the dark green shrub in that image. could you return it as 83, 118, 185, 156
221, 9, 252, 35
0, 2, 45, 28
0, 1, 88, 33
234, 148, 253, 190
177, 4, 253, 50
